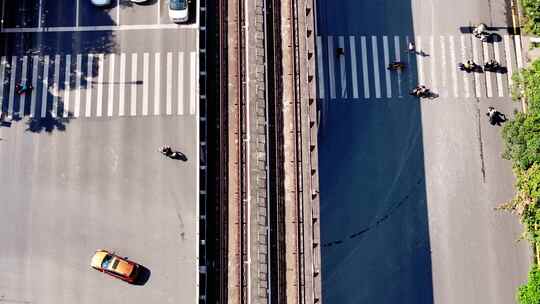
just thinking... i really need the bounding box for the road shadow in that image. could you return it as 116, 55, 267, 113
0, 1, 118, 133
315, 0, 434, 303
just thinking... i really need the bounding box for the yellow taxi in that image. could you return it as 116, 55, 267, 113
90, 249, 140, 283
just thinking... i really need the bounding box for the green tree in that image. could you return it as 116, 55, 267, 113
502, 112, 540, 171
518, 266, 540, 304
520, 0, 540, 36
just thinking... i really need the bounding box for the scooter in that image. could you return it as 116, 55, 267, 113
159, 146, 187, 160
15, 83, 33, 95
387, 62, 406, 71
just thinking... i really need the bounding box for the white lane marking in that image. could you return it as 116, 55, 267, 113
52, 55, 61, 117
405, 36, 412, 91
460, 35, 470, 98
316, 36, 325, 98
19, 56, 28, 116
483, 41, 493, 98
327, 36, 336, 99
394, 36, 402, 98
178, 52, 184, 115
372, 36, 381, 99
190, 52, 197, 115
8, 56, 17, 116
494, 42, 504, 97
416, 36, 424, 85
504, 35, 514, 88
515, 35, 523, 70
157, 0, 161, 24
360, 36, 370, 99
38, 0, 43, 28
440, 36, 448, 98
0, 57, 7, 113
154, 52, 161, 115
119, 53, 126, 116
382, 36, 391, 98
75, 54, 82, 117
166, 52, 173, 115
116, 0, 120, 25
131, 53, 138, 116
30, 56, 39, 117
107, 53, 115, 117
96, 54, 104, 117
449, 36, 459, 98
40, 55, 50, 118
143, 52, 149, 116
63, 54, 71, 118
430, 35, 437, 93
472, 39, 482, 97
1, 24, 199, 33
349, 36, 359, 99
76, 0, 79, 27
85, 54, 93, 117
338, 36, 347, 99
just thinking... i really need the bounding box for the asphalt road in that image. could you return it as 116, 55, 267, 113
316, 0, 530, 303
0, 1, 200, 304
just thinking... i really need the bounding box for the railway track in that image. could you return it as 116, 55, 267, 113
216, 0, 322, 302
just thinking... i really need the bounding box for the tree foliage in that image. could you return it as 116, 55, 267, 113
502, 112, 540, 171
520, 0, 540, 36
518, 266, 540, 304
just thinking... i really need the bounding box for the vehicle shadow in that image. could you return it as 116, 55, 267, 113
132, 265, 151, 286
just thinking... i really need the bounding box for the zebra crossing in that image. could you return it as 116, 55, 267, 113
0, 51, 198, 119
316, 34, 524, 100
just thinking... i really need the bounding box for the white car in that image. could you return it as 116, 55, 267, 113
91, 0, 111, 6
169, 0, 189, 23
130, 0, 148, 3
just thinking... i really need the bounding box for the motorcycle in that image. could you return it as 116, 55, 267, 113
159, 146, 187, 161
15, 83, 33, 95
387, 62, 406, 71
458, 62, 479, 73
473, 23, 490, 41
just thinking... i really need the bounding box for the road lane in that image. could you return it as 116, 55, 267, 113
316, 0, 530, 303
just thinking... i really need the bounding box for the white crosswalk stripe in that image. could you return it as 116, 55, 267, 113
52, 55, 61, 117
360, 36, 370, 99
8, 56, 17, 116
107, 53, 115, 117
494, 42, 504, 97
349, 36, 359, 99
394, 36, 402, 98
0, 51, 198, 119
382, 35, 391, 98
316, 33, 524, 101
372, 36, 382, 99
19, 56, 28, 117
154, 52, 161, 115
327, 36, 336, 99
338, 36, 347, 99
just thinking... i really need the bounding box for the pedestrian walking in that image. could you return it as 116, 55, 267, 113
408, 41, 415, 53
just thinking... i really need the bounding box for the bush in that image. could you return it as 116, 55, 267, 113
521, 0, 540, 36
502, 112, 540, 171
518, 266, 540, 304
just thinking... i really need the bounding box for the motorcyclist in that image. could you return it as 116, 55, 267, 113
160, 145, 173, 155
15, 82, 32, 95
484, 59, 500, 70
410, 85, 429, 97
388, 61, 405, 70
473, 23, 487, 36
